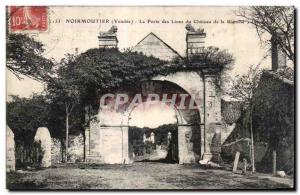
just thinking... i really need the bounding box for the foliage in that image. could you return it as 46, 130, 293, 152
227, 66, 295, 173
227, 64, 262, 106
46, 53, 81, 119
46, 91, 84, 137
7, 41, 233, 146
6, 33, 54, 81
7, 93, 82, 143
131, 124, 177, 144
252, 71, 294, 173
72, 47, 234, 105
236, 6, 294, 62
15, 141, 44, 169
187, 46, 234, 71
227, 64, 263, 172
71, 48, 165, 101
252, 71, 294, 146
129, 124, 177, 156
45, 53, 84, 161
273, 66, 294, 81
7, 94, 49, 143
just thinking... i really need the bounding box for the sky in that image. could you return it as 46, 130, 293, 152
129, 101, 177, 128
7, 6, 277, 98
6, 6, 279, 127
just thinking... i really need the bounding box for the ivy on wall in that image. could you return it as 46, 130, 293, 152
70, 47, 234, 105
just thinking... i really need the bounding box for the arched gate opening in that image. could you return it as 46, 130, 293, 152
85, 79, 204, 164
124, 80, 201, 164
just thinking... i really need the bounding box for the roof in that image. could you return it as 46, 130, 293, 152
135, 32, 183, 59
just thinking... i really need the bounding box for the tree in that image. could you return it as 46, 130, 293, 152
6, 33, 54, 81
7, 94, 50, 144
70, 48, 167, 107
6, 7, 54, 81
252, 68, 294, 173
227, 64, 262, 173
46, 54, 81, 162
47, 81, 81, 162
236, 6, 294, 63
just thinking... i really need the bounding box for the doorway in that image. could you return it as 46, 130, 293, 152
128, 102, 179, 163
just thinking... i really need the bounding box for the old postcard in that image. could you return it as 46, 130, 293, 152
6, 6, 295, 190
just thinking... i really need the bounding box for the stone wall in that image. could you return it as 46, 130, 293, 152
86, 122, 129, 164
6, 126, 15, 172
34, 127, 52, 168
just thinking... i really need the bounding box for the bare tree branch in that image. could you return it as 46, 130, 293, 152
236, 6, 294, 63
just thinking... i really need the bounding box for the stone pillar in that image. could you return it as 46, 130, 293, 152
34, 127, 52, 168
98, 26, 118, 48
202, 74, 222, 162
178, 126, 197, 164
210, 124, 223, 163
84, 126, 90, 158
185, 24, 206, 59
271, 32, 287, 71
122, 126, 131, 164
6, 126, 15, 172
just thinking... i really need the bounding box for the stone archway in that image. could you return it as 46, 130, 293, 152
123, 80, 202, 164
85, 26, 224, 165
85, 80, 202, 164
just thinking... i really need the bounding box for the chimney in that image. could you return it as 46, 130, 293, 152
98, 26, 118, 48
75, 48, 79, 56
271, 32, 287, 71
185, 24, 206, 59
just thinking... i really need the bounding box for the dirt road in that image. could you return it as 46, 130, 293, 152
7, 162, 293, 190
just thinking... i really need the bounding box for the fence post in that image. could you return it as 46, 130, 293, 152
233, 151, 240, 173
273, 150, 277, 176
242, 158, 248, 175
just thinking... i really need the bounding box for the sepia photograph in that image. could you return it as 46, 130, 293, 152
5, 5, 295, 190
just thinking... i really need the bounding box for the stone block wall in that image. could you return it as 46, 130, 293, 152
6, 126, 15, 172
86, 125, 129, 164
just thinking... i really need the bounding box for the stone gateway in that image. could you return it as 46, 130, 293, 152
85, 25, 223, 164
